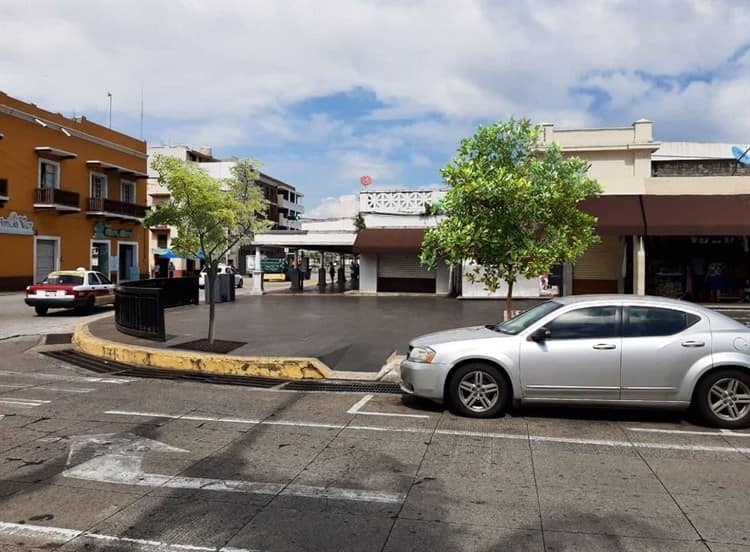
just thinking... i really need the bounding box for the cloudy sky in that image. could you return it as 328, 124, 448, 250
3, 0, 749, 217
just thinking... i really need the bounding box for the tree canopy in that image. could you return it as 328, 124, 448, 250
420, 117, 602, 316
144, 156, 271, 344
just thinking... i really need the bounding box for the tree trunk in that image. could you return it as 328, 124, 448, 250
505, 280, 514, 321
207, 272, 216, 346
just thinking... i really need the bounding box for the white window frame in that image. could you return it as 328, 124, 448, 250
90, 239, 111, 280
33, 235, 61, 283
121, 180, 136, 204
90, 171, 108, 199
38, 158, 61, 189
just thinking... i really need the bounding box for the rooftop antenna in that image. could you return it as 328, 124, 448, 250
107, 92, 112, 128
139, 82, 144, 140
731, 145, 750, 175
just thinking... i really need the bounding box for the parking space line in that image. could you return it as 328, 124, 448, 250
0, 398, 51, 408
105, 410, 750, 454
0, 521, 262, 552
0, 370, 130, 384
626, 427, 750, 438
346, 394, 430, 419
39, 386, 96, 394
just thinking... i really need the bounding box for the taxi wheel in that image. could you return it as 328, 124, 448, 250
34, 306, 48, 316
81, 297, 96, 315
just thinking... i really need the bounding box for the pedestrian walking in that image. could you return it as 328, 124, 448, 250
168, 261, 175, 278
328, 262, 335, 283
153, 264, 161, 279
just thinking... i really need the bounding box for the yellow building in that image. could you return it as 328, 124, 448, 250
0, 91, 149, 290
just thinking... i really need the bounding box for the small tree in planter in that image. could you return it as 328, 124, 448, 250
420, 117, 602, 319
144, 156, 271, 346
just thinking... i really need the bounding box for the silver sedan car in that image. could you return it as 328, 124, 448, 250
401, 295, 750, 428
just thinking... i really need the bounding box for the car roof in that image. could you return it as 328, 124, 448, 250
47, 270, 90, 277
552, 294, 697, 308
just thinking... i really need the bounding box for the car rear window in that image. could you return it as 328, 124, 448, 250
624, 306, 700, 337
43, 275, 84, 285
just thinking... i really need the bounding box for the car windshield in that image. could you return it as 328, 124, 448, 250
43, 274, 84, 285
493, 301, 563, 335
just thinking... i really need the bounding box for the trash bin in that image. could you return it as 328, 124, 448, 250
204, 276, 223, 304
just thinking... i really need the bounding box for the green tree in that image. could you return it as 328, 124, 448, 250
420, 118, 602, 319
144, 156, 271, 345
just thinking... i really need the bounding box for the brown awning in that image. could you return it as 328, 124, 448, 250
580, 195, 645, 235
353, 228, 426, 253
642, 195, 750, 235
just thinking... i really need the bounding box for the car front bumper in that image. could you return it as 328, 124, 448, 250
400, 358, 450, 401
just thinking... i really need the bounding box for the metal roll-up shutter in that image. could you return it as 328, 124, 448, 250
377, 254, 436, 293
573, 236, 622, 293
35, 239, 56, 283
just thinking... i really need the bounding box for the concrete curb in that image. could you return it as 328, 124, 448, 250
72, 322, 332, 380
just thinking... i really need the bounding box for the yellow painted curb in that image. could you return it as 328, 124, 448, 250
72, 321, 331, 380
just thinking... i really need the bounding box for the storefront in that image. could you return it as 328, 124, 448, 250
579, 194, 750, 303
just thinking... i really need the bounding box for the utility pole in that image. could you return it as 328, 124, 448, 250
107, 92, 112, 128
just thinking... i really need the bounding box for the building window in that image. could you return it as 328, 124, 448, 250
39, 160, 60, 189
121, 180, 135, 203
90, 173, 107, 199
157, 233, 168, 249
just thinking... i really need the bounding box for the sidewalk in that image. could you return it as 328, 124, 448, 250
86, 294, 536, 373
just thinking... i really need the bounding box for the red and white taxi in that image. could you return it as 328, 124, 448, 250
25, 268, 115, 316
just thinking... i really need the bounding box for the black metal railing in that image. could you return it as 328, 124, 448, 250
88, 197, 148, 218
115, 277, 199, 341
35, 187, 80, 209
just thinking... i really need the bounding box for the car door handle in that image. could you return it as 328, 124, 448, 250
592, 344, 616, 350
681, 341, 705, 348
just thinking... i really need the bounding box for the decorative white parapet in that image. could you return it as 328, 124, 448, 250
359, 189, 447, 214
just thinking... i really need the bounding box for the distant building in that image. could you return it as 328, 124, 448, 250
146, 145, 304, 276
252, 120, 750, 302
0, 91, 148, 290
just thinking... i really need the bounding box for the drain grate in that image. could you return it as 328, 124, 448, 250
45, 333, 73, 345
40, 349, 399, 393
42, 349, 284, 388
284, 381, 401, 394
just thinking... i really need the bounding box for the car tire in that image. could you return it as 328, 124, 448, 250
84, 297, 96, 315
694, 369, 750, 429
447, 362, 511, 418
237, 278, 243, 288
34, 306, 48, 316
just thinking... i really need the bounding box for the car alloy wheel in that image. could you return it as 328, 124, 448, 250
447, 362, 510, 418
458, 370, 500, 413
708, 377, 750, 422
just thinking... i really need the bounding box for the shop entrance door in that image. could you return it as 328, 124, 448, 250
91, 241, 110, 280
118, 243, 138, 282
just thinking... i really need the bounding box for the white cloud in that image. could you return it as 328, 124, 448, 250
410, 153, 431, 167
2, 0, 749, 138
307, 194, 358, 218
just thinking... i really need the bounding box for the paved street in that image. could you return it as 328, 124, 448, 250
1, 336, 750, 551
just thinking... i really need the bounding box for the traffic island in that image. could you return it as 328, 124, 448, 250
72, 321, 331, 380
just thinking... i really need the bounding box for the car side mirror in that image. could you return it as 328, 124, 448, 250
530, 327, 551, 342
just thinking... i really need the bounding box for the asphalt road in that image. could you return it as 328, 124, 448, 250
1, 336, 749, 551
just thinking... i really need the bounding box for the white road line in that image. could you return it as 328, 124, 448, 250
347, 394, 373, 414
347, 394, 430, 419
627, 427, 750, 438
0, 521, 261, 552
105, 410, 750, 454
0, 370, 130, 384
40, 386, 96, 394
0, 398, 51, 408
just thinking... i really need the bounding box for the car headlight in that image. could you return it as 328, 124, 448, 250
408, 346, 436, 363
